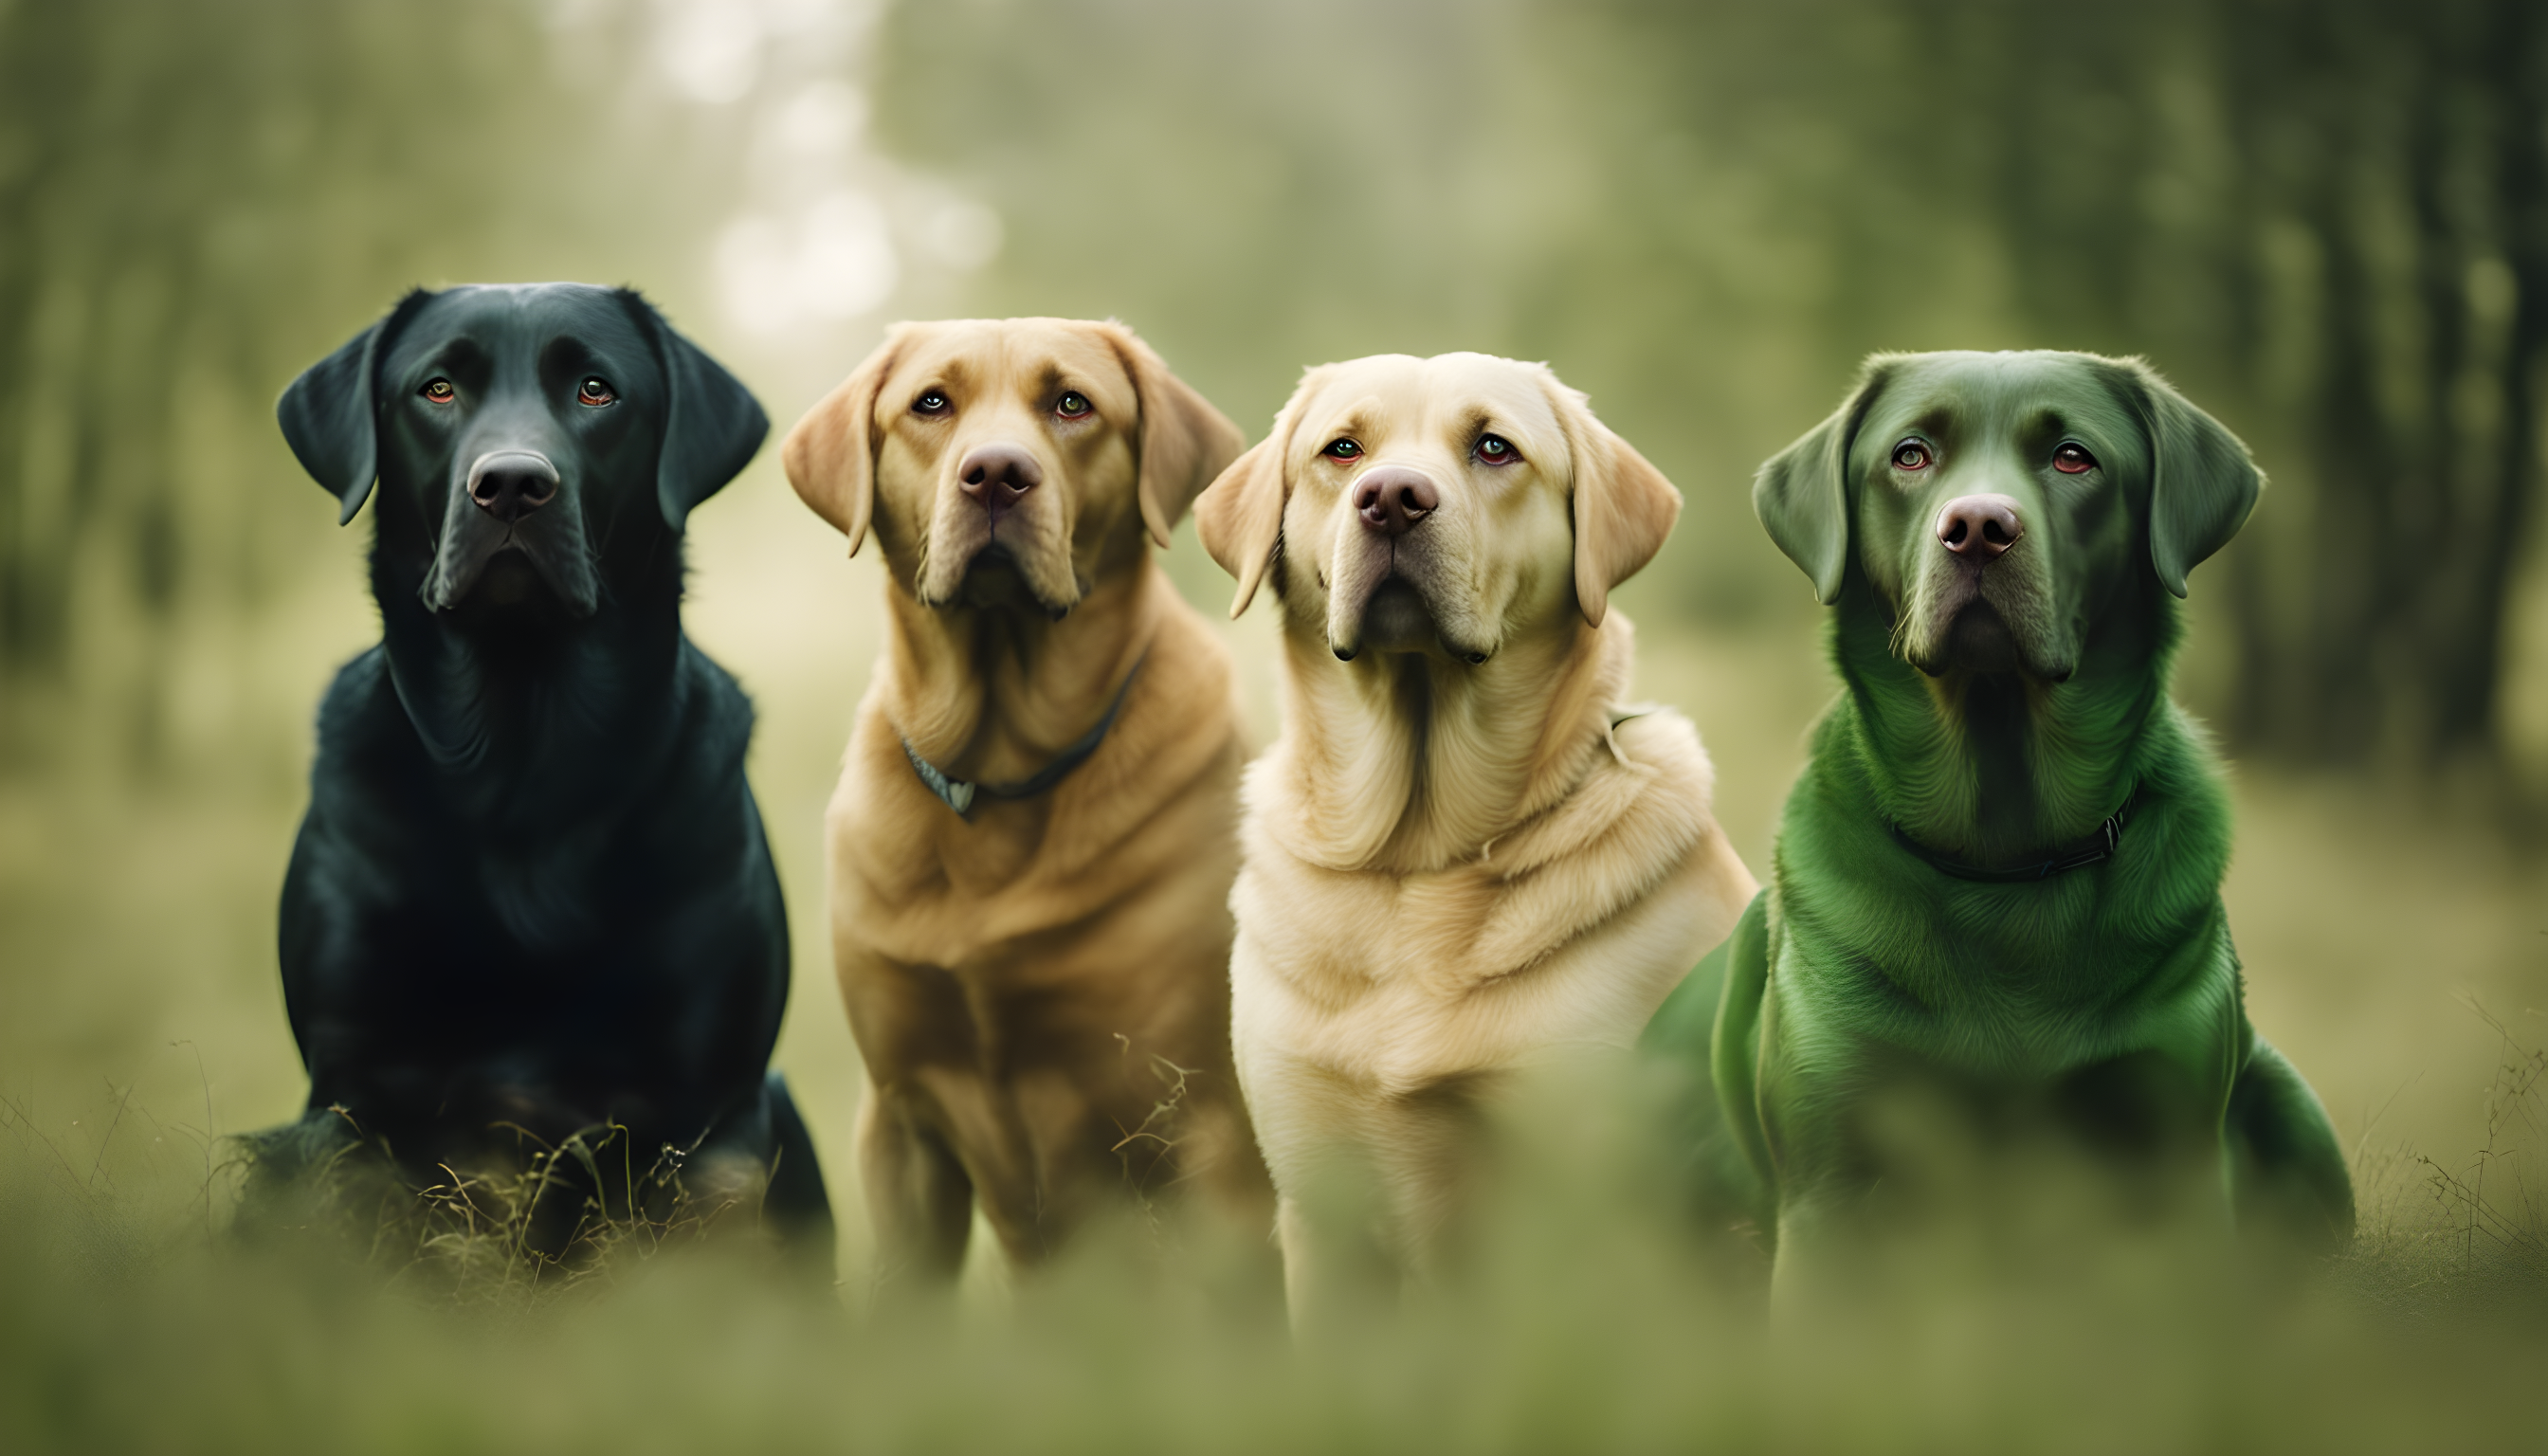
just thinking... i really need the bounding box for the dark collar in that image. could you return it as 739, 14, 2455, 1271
1888, 783, 2140, 883
901, 657, 1144, 820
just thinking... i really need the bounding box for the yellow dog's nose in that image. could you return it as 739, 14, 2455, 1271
1352, 465, 1438, 537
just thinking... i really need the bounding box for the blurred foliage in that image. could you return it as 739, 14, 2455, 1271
878, 0, 2548, 773
2, 0, 2543, 774
0, 0, 725, 771
2, 4, 2548, 1449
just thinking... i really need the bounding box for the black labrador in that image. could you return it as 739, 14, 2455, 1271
248, 283, 828, 1252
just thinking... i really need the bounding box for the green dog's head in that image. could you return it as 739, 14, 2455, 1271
1754, 351, 2259, 682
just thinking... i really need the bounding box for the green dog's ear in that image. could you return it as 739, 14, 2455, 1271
2125, 359, 2261, 598
1754, 362, 1890, 605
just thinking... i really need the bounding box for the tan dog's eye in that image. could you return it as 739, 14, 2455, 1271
1054, 391, 1092, 420
1475, 434, 1520, 465
913, 389, 952, 416
1891, 440, 1932, 471
2052, 442, 2098, 474
421, 378, 456, 404
1322, 438, 1362, 461
576, 376, 616, 407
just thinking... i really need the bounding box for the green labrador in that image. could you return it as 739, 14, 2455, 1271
1647, 351, 2353, 1281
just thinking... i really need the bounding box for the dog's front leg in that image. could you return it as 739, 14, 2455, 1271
855, 1083, 974, 1292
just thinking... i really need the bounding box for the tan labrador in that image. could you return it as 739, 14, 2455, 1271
1193, 352, 1758, 1318
783, 318, 1269, 1284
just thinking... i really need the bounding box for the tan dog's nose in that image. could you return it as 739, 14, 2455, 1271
957, 443, 1044, 515
467, 450, 559, 524
1354, 467, 1438, 537
1937, 495, 2024, 562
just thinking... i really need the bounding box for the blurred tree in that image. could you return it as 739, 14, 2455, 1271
0, 0, 677, 767
877, 0, 2545, 774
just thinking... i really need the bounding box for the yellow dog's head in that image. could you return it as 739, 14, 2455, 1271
1195, 353, 1680, 663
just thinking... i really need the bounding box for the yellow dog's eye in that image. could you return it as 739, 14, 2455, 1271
913, 389, 952, 416
1322, 438, 1362, 461
421, 378, 456, 404
1054, 391, 1092, 419
1475, 434, 1519, 465
1891, 439, 1932, 471
2052, 442, 2098, 474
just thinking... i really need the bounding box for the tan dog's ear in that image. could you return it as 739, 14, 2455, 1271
2116, 356, 2263, 598
1755, 357, 1894, 605
1096, 323, 1247, 549
781, 329, 904, 556
1550, 376, 1683, 629
1195, 394, 1302, 619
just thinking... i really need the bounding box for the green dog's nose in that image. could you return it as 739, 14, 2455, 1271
1937, 494, 2023, 562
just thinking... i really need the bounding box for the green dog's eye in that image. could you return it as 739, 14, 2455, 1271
2053, 442, 2098, 474
1891, 440, 1932, 471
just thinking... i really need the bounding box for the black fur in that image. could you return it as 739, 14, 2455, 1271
251, 284, 828, 1252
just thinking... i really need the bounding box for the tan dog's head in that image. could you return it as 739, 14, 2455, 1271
1194, 353, 1680, 663
783, 318, 1243, 615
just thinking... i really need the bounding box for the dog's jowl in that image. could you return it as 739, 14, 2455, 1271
249, 284, 828, 1253
1647, 350, 2353, 1291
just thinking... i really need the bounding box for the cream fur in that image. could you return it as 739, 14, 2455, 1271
1193, 353, 1756, 1320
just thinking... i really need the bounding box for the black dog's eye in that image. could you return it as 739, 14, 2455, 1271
421, 378, 456, 404
1475, 434, 1520, 465
913, 389, 952, 416
576, 376, 616, 408
1892, 439, 1932, 471
1323, 438, 1362, 461
1054, 391, 1092, 420
2052, 442, 2098, 474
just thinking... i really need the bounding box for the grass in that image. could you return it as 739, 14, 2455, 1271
5, 604, 2547, 1452
2, 1032, 2546, 1455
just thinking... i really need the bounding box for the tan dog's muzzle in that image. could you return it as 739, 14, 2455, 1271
919, 432, 1080, 617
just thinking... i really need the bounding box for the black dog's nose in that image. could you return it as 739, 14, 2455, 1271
1354, 467, 1439, 537
467, 450, 560, 524
1937, 494, 2024, 562
957, 443, 1044, 513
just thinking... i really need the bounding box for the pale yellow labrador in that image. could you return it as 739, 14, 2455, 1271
1193, 352, 1758, 1319
782, 318, 1269, 1285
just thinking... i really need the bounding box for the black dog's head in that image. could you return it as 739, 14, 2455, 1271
1754, 351, 2260, 682
278, 284, 766, 620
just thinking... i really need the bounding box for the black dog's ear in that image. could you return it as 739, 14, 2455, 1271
1755, 359, 1892, 605
2122, 358, 2262, 598
627, 293, 769, 532
276, 290, 433, 525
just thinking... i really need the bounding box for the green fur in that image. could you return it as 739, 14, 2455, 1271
1647, 352, 2352, 1258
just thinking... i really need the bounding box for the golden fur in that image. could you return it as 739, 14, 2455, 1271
783, 318, 1268, 1283
1193, 353, 1758, 1318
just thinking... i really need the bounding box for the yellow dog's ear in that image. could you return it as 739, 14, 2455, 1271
781, 328, 906, 556
2116, 357, 2262, 598
1095, 322, 1247, 550
1549, 374, 1682, 629
1755, 357, 1895, 606
1195, 389, 1306, 619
